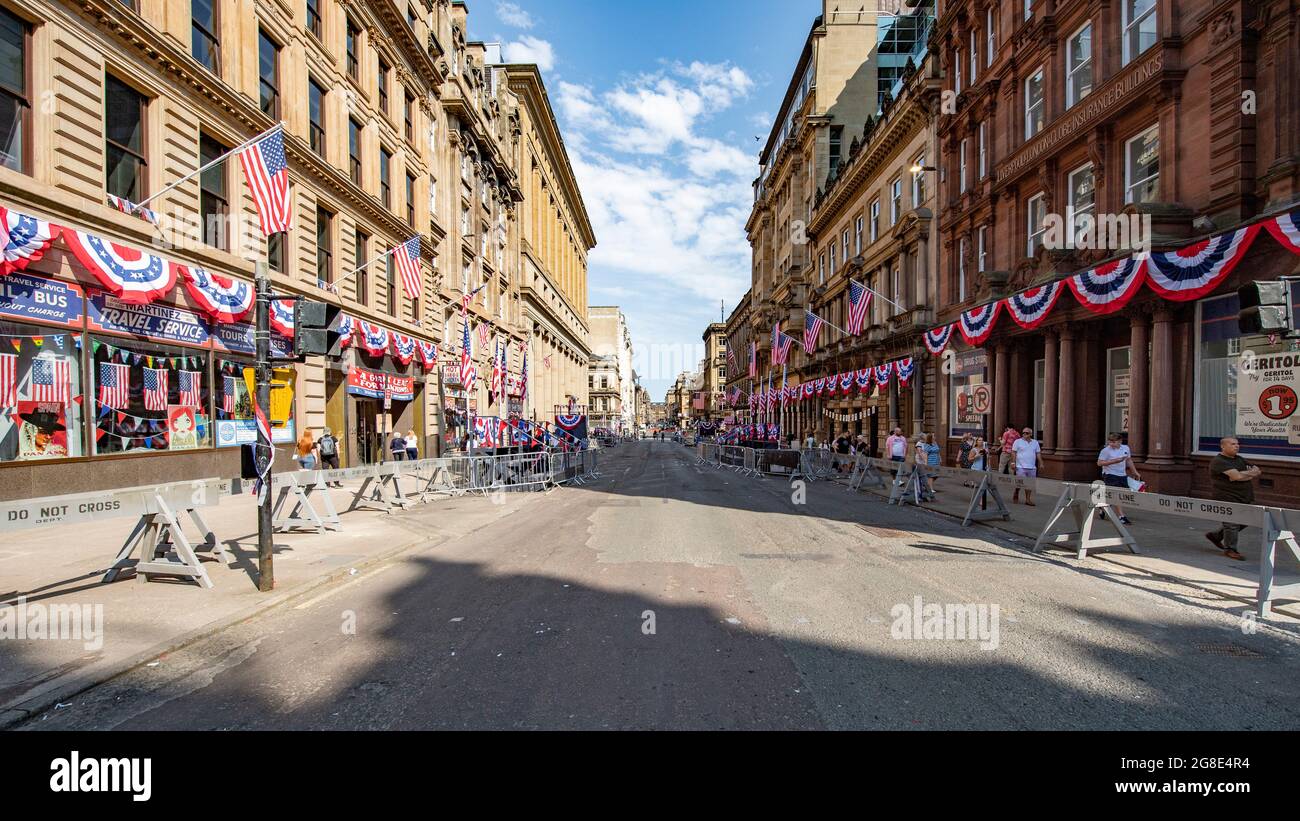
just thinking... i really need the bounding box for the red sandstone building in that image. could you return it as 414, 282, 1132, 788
932, 0, 1300, 503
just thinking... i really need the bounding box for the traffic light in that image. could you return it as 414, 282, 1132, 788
293, 299, 345, 359
1237, 281, 1293, 336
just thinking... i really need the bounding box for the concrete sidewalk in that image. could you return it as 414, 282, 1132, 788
0, 475, 538, 727
834, 468, 1300, 622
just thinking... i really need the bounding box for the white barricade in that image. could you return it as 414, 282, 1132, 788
347, 462, 413, 514
272, 470, 342, 534
1258, 508, 1300, 618
847, 454, 887, 491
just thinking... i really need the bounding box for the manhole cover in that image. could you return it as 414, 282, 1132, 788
1195, 643, 1264, 658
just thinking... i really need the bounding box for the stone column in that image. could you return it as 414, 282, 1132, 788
1042, 330, 1059, 454
985, 344, 998, 441
1057, 328, 1077, 455
1147, 307, 1175, 464
993, 344, 1009, 439
1129, 311, 1150, 460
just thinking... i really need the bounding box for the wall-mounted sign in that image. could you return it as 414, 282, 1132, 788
87, 290, 210, 347
0, 272, 83, 328
1238, 352, 1300, 440
347, 367, 415, 401
210, 319, 293, 358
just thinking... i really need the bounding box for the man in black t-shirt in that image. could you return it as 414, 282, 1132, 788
1206, 437, 1259, 561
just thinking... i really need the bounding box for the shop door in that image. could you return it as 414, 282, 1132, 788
355, 399, 380, 464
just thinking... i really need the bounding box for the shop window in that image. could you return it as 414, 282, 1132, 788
91, 338, 210, 455
214, 357, 295, 448
1196, 291, 1300, 459
1107, 346, 1131, 437
0, 323, 84, 461
949, 350, 988, 438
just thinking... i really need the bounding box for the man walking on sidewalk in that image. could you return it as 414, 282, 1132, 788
1011, 426, 1042, 505
1206, 437, 1259, 561
999, 424, 1018, 474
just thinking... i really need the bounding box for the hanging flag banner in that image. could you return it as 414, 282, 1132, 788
390, 332, 417, 365
1145, 224, 1260, 301
0, 207, 60, 277
346, 367, 415, 401
874, 362, 894, 387
896, 357, 915, 386
958, 302, 1001, 346
923, 323, 954, 356
839, 372, 854, 394
338, 314, 355, 348
177, 265, 255, 324
1005, 281, 1064, 329
358, 320, 389, 357
855, 368, 873, 393
1067, 256, 1147, 314
87, 290, 210, 347
417, 339, 438, 370
0, 271, 83, 328
64, 231, 175, 304
1265, 207, 1300, 255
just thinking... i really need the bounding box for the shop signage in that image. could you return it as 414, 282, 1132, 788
1237, 352, 1300, 441
441, 364, 462, 386
210, 319, 293, 358
87, 290, 210, 347
0, 272, 83, 328
347, 367, 415, 402
215, 419, 296, 448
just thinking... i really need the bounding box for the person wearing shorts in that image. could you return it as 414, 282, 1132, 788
1011, 427, 1042, 505
1097, 433, 1139, 524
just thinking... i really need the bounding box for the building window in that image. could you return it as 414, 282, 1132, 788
346, 19, 360, 80
92, 339, 209, 456
378, 59, 390, 115
1025, 0, 1033, 20
268, 233, 285, 273
348, 118, 362, 184
854, 216, 863, 255
978, 123, 987, 178
385, 254, 396, 316
379, 148, 392, 209
870, 200, 880, 242
105, 75, 147, 203
954, 49, 962, 95
354, 230, 369, 305
191, 0, 220, 76
891, 266, 901, 314
1025, 68, 1045, 139
842, 229, 850, 263
0, 322, 85, 462
818, 253, 826, 284
986, 7, 996, 67
306, 0, 322, 39
316, 206, 333, 287
1068, 163, 1096, 244
959, 139, 968, 192
404, 93, 415, 143
257, 29, 280, 119
829, 241, 837, 275
978, 225, 988, 273
913, 155, 927, 204
890, 178, 902, 224
1027, 193, 1047, 256
1122, 0, 1157, 66
406, 173, 417, 226
308, 77, 325, 158
970, 30, 978, 82
1067, 23, 1094, 108
199, 134, 228, 251
829, 125, 843, 175
0, 9, 30, 173
1125, 126, 1160, 204
958, 236, 967, 302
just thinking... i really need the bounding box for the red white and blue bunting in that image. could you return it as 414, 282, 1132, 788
337, 314, 355, 348
178, 265, 255, 323
0, 207, 60, 277
895, 357, 915, 387
357, 321, 389, 357
839, 372, 854, 394
874, 362, 894, 386
417, 339, 438, 370
390, 332, 417, 365
1005, 281, 1064, 329
1067, 256, 1147, 315
1145, 225, 1261, 301
64, 230, 175, 304
269, 299, 296, 337
958, 301, 1001, 346
923, 323, 954, 355
1265, 207, 1300, 256
855, 368, 873, 393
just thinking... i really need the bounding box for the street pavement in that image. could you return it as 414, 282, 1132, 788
15, 441, 1300, 730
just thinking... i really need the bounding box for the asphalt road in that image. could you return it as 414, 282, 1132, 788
21, 441, 1300, 730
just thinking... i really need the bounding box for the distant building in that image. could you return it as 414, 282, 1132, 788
588, 306, 635, 431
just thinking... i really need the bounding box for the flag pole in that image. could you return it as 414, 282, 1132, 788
854, 278, 904, 312
130, 123, 285, 214
807, 305, 852, 337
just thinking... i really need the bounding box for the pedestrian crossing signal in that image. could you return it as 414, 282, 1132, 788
293, 300, 345, 359
1237, 281, 1293, 336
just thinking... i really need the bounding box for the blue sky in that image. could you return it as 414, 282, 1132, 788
470, 1, 816, 400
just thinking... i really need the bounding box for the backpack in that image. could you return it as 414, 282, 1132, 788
318, 436, 337, 457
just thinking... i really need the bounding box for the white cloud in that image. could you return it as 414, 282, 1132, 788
502, 35, 554, 71
496, 2, 534, 29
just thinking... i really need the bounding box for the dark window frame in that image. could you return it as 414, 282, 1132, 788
348, 117, 363, 184
379, 147, 392, 209
345, 18, 360, 80
354, 230, 370, 306
0, 7, 32, 174
305, 0, 323, 40
308, 77, 326, 158
316, 206, 334, 286
199, 132, 229, 251
191, 0, 221, 76
257, 28, 281, 119
104, 73, 148, 203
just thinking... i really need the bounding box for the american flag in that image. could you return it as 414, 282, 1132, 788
0, 353, 15, 408
726, 346, 736, 373
847, 279, 872, 335
143, 367, 168, 412
477, 322, 490, 351
237, 127, 293, 236
222, 375, 238, 414
520, 349, 528, 403
31, 358, 70, 404
749, 342, 757, 378
460, 316, 476, 392
771, 322, 793, 365
98, 362, 130, 410
490, 339, 503, 401
804, 309, 826, 352
178, 370, 201, 408
394, 236, 422, 299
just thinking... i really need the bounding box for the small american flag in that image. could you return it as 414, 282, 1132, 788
31, 357, 70, 404
846, 279, 872, 335
178, 370, 201, 408
222, 375, 238, 414
237, 128, 293, 236
98, 362, 130, 410
477, 321, 490, 351
395, 236, 422, 300
804, 309, 826, 352
749, 342, 757, 378
144, 367, 168, 412
460, 317, 476, 392
0, 353, 15, 408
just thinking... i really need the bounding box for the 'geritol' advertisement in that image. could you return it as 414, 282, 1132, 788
1236, 351, 1300, 441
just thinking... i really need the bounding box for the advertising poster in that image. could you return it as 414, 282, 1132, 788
167, 405, 200, 451
12, 401, 70, 460
1236, 351, 1300, 440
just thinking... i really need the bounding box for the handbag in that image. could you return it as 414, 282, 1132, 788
1126, 476, 1146, 493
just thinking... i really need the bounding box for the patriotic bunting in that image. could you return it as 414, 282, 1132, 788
390, 332, 416, 365
874, 362, 894, 386
338, 315, 355, 348
855, 368, 873, 393
839, 372, 854, 394
417, 339, 438, 370
1265, 207, 1300, 255
64, 231, 175, 304
269, 299, 296, 337
1145, 225, 1260, 301
358, 321, 389, 357
0, 207, 60, 277
178, 265, 255, 323
958, 302, 1001, 346
1005, 281, 1065, 329
106, 194, 160, 226
815, 377, 826, 395
1067, 256, 1147, 315
896, 357, 915, 387
923, 323, 955, 355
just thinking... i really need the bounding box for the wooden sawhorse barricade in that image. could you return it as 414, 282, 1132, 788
847, 455, 887, 491
271, 470, 343, 534
346, 461, 415, 514
1032, 481, 1141, 559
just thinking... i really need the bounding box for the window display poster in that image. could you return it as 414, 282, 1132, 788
1236, 351, 1300, 440
167, 405, 200, 451
8, 401, 71, 460
949, 349, 988, 436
